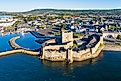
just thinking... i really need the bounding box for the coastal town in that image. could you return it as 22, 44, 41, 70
1, 0, 121, 81
0, 9, 121, 63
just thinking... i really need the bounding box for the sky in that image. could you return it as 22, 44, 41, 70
0, 0, 121, 12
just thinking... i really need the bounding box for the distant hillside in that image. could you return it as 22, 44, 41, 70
23, 9, 121, 15
0, 12, 7, 15
1, 9, 121, 15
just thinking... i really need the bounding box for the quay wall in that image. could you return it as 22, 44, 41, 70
73, 36, 104, 61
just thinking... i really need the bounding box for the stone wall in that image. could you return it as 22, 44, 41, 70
41, 36, 104, 63
43, 41, 73, 50
91, 36, 103, 54
41, 29, 104, 63
42, 50, 67, 61
44, 39, 56, 45
41, 41, 73, 60
73, 36, 104, 61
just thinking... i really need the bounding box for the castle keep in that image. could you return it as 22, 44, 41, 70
41, 30, 104, 63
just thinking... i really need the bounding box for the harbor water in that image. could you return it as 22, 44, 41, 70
0, 33, 121, 81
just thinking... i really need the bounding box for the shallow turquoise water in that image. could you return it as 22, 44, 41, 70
0, 33, 121, 81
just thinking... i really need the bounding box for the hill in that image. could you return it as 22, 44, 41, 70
1, 9, 121, 15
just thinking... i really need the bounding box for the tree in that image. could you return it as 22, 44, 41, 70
117, 35, 121, 40
73, 33, 83, 38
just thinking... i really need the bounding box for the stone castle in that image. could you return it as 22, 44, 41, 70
41, 30, 104, 63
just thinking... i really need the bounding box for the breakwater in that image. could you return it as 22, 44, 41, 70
0, 49, 39, 56
9, 36, 23, 49
0, 36, 39, 57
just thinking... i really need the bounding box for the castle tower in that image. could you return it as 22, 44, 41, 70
61, 29, 74, 63
100, 36, 104, 45
67, 48, 73, 64
61, 30, 73, 43
41, 43, 46, 59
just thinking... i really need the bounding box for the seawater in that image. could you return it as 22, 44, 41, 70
0, 15, 12, 19
0, 33, 121, 81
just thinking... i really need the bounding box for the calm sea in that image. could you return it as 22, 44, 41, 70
0, 33, 121, 81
